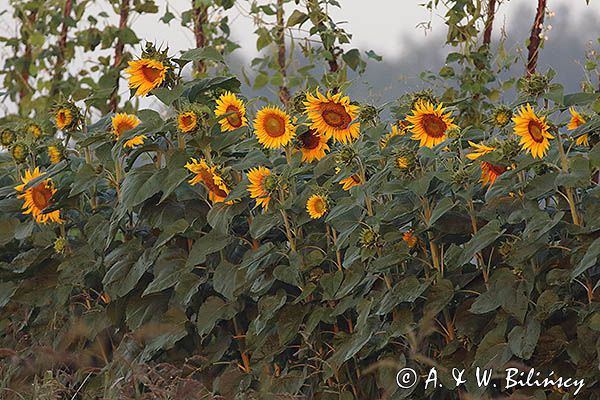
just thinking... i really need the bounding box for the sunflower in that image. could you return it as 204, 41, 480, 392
177, 111, 198, 133
125, 58, 168, 97
185, 158, 231, 204
124, 135, 146, 149
512, 104, 554, 159
254, 106, 295, 149
214, 92, 248, 132
306, 194, 328, 219
112, 113, 141, 139
304, 89, 360, 144
27, 124, 42, 139
492, 106, 513, 128
55, 108, 73, 130
339, 174, 362, 191
379, 122, 408, 149
1, 129, 15, 146
247, 167, 272, 211
480, 162, 507, 187
15, 167, 62, 224
567, 108, 588, 146
466, 141, 496, 161
406, 100, 456, 148
298, 129, 329, 162
402, 231, 417, 248
47, 145, 62, 164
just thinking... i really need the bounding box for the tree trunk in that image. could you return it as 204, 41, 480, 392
526, 0, 547, 75
275, 0, 290, 106
193, 2, 208, 75
109, 0, 131, 112
50, 0, 73, 96
483, 0, 496, 46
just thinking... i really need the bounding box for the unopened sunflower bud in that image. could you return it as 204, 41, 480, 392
359, 227, 381, 249
335, 146, 358, 166
358, 104, 379, 126
409, 90, 437, 110
11, 143, 28, 163
291, 91, 308, 114
26, 123, 43, 139
491, 105, 513, 127
54, 237, 68, 254
451, 167, 471, 187
520, 73, 549, 98
1, 129, 15, 146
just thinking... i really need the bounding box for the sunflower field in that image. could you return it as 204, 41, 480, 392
1, 0, 600, 399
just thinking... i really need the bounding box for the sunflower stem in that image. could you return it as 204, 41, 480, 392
556, 130, 581, 226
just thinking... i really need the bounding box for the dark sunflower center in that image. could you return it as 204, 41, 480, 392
422, 114, 447, 138
57, 110, 70, 126
226, 105, 242, 128
31, 184, 52, 210
264, 114, 286, 137
200, 169, 228, 198
314, 198, 326, 213
182, 115, 195, 128
351, 175, 361, 184
141, 65, 162, 83
527, 121, 544, 142
300, 130, 321, 150
116, 121, 135, 137
321, 103, 351, 129
487, 163, 507, 176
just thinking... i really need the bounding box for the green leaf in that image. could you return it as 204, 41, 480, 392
196, 296, 237, 337
180, 47, 224, 63
286, 10, 309, 27
571, 237, 600, 278
508, 319, 540, 359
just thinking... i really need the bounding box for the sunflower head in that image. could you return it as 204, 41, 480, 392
11, 143, 28, 163
54, 236, 68, 254
123, 135, 146, 149
296, 128, 329, 162
406, 100, 456, 148
185, 158, 232, 205
466, 141, 496, 161
393, 145, 416, 172
358, 104, 379, 126
306, 194, 329, 219
14, 167, 63, 224
335, 145, 358, 167
359, 227, 381, 249
177, 110, 199, 133
339, 173, 362, 191
480, 162, 507, 187
215, 91, 248, 132
379, 122, 409, 149
47, 144, 62, 164
26, 123, 43, 139
1, 129, 16, 146
304, 89, 360, 144
567, 107, 586, 131
519, 73, 549, 97
254, 106, 295, 149
247, 166, 272, 211
512, 103, 554, 159
409, 90, 437, 110
52, 101, 80, 131
491, 105, 513, 128
112, 113, 141, 139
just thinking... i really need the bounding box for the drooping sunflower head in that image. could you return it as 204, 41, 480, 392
296, 128, 329, 162
406, 100, 456, 148
177, 111, 199, 133
14, 167, 63, 224
214, 91, 248, 132
567, 107, 586, 131
53, 102, 80, 131
339, 174, 362, 191
480, 162, 507, 187
466, 141, 496, 161
304, 89, 360, 144
491, 105, 513, 128
123, 135, 146, 149
125, 58, 168, 97
254, 106, 296, 149
185, 158, 231, 204
0, 129, 16, 147
112, 113, 141, 139
247, 166, 272, 211
512, 103, 554, 159
47, 144, 62, 164
11, 143, 28, 163
306, 194, 328, 219
26, 123, 43, 139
